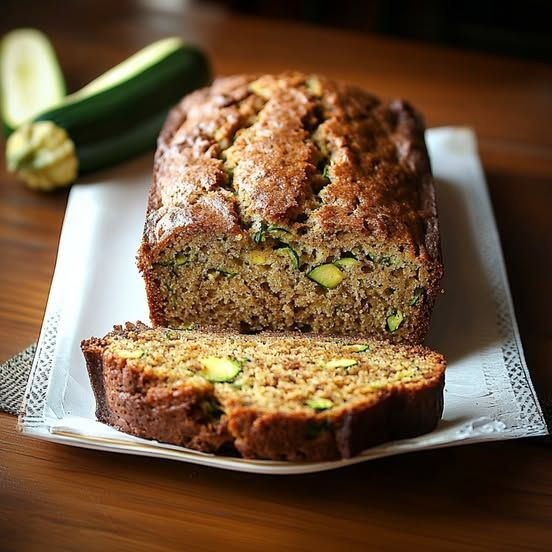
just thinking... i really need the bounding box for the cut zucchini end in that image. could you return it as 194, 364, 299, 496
1, 28, 66, 133
199, 357, 242, 383
6, 121, 78, 190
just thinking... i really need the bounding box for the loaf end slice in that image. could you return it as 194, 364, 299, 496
81, 322, 445, 462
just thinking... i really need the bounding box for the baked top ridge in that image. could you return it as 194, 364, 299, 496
81, 322, 446, 460
143, 72, 440, 264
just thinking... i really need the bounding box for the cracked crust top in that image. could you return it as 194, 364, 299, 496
142, 72, 441, 266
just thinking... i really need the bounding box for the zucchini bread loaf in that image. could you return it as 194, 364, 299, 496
82, 322, 445, 461
138, 72, 443, 343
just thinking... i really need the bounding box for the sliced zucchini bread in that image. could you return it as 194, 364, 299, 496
138, 72, 443, 343
82, 322, 446, 461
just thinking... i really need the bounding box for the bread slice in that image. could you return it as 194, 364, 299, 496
81, 322, 445, 462
138, 72, 443, 343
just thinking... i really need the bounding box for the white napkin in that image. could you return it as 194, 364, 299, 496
19, 127, 547, 474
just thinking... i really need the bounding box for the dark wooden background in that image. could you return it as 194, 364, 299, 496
217, 0, 552, 61
1, 1, 551, 550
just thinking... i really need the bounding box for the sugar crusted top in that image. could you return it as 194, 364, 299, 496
144, 72, 439, 261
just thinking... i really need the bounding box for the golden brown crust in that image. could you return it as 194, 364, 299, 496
142, 72, 441, 258
81, 322, 445, 462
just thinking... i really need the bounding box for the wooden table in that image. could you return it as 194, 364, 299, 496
1, 2, 551, 550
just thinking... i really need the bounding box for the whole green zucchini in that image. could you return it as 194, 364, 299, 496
6, 37, 210, 190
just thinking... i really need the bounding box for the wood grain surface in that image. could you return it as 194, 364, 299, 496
1, 1, 551, 550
